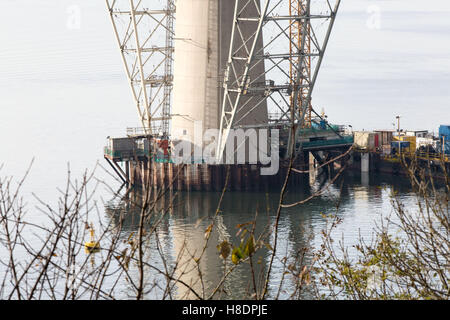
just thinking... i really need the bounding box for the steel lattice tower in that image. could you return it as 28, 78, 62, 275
290, 0, 312, 129
106, 0, 175, 137
216, 0, 341, 162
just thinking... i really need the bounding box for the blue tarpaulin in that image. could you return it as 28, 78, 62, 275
439, 125, 450, 154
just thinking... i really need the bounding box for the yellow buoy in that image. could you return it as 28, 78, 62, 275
84, 224, 100, 253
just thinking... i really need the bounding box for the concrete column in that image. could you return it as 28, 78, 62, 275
361, 153, 370, 173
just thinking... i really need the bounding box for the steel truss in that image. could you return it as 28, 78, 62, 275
106, 0, 175, 136
216, 0, 341, 161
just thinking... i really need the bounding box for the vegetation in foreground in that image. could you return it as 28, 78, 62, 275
0, 155, 448, 300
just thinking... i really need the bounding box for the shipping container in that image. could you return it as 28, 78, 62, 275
439, 125, 450, 154
441, 141, 450, 155
393, 135, 416, 153
108, 138, 135, 152
390, 141, 410, 155
438, 125, 450, 155
374, 130, 394, 147
353, 131, 376, 151
439, 125, 450, 137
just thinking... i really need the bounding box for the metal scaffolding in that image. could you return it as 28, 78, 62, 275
105, 0, 175, 137
216, 0, 341, 162
290, 0, 312, 129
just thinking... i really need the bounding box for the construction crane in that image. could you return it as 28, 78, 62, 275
105, 0, 175, 137
216, 0, 341, 161
290, 0, 312, 129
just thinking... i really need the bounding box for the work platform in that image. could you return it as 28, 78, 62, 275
103, 125, 354, 191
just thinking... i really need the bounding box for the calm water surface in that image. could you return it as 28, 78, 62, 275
104, 171, 417, 299
1, 0, 448, 299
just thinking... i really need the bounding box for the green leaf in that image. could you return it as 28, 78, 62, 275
244, 235, 255, 257
232, 246, 243, 265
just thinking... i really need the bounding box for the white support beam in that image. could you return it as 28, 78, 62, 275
105, 0, 175, 136
216, 0, 341, 162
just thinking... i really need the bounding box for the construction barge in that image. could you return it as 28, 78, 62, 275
104, 124, 450, 191
347, 125, 450, 179
102, 2, 448, 192
104, 123, 355, 191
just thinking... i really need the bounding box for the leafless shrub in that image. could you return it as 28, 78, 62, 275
0, 127, 351, 300
315, 157, 449, 300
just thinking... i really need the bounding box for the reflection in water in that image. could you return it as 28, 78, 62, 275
361, 172, 370, 187
104, 171, 417, 299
